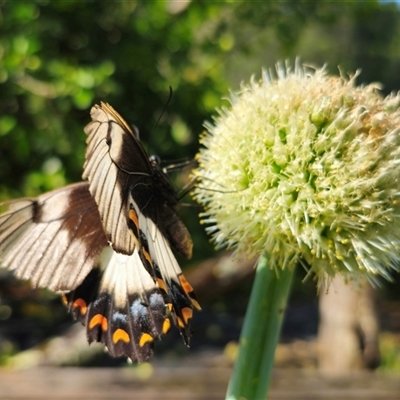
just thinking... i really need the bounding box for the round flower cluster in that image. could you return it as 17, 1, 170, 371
192, 63, 400, 283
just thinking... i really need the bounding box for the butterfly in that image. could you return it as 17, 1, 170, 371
0, 102, 200, 362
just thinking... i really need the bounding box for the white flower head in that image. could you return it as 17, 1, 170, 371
192, 62, 400, 283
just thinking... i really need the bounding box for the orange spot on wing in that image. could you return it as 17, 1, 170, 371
142, 248, 152, 265
179, 274, 201, 310
157, 278, 167, 292
113, 328, 130, 344
139, 333, 154, 347
162, 318, 171, 334
181, 307, 193, 324
89, 314, 108, 331
177, 317, 185, 328
179, 274, 194, 294
190, 298, 201, 310
72, 298, 87, 315
129, 209, 139, 229
61, 293, 68, 306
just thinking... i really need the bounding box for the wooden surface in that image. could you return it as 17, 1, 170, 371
0, 365, 400, 399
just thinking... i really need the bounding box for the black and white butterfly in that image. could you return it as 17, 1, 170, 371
0, 102, 200, 362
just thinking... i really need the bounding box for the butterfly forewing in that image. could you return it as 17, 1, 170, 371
83, 102, 151, 255
0, 182, 106, 291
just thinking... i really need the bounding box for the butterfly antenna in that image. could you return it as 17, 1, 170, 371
163, 158, 197, 174
146, 87, 173, 155
152, 86, 173, 137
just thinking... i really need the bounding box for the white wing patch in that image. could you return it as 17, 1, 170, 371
83, 118, 130, 253
138, 211, 183, 286
98, 246, 156, 309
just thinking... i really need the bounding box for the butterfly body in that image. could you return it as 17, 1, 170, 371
0, 103, 199, 362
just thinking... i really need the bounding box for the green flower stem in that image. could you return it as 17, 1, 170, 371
226, 253, 295, 400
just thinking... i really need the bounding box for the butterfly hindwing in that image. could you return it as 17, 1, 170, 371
129, 196, 200, 342
65, 247, 171, 362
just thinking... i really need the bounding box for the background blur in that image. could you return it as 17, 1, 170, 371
1, 0, 400, 396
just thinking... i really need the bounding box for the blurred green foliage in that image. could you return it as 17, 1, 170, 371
1, 0, 400, 365
2, 0, 400, 197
